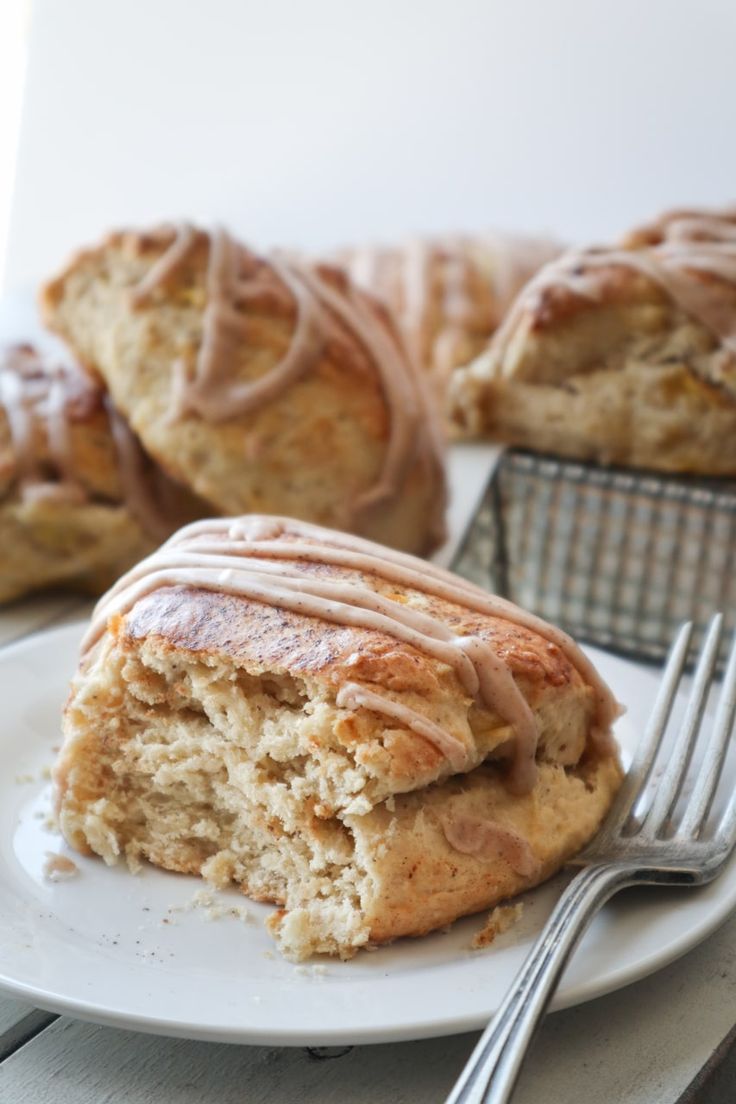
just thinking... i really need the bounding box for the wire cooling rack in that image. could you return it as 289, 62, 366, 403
452, 449, 736, 668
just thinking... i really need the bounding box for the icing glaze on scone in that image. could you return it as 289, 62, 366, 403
82, 514, 620, 793
127, 225, 445, 532
0, 344, 176, 538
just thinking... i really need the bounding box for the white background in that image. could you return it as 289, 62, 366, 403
4, 0, 736, 288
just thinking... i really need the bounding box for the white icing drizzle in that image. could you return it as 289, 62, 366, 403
83, 515, 619, 793
0, 344, 177, 537
127, 224, 447, 536
494, 213, 736, 364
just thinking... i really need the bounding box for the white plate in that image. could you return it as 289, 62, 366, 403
1, 624, 735, 1046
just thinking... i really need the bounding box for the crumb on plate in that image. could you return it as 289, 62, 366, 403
42, 851, 79, 882
471, 903, 524, 950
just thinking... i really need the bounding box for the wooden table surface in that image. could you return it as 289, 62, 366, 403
0, 584, 735, 1103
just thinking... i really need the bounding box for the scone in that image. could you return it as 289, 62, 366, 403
55, 515, 622, 960
450, 210, 736, 473
0, 343, 206, 603
622, 204, 736, 248
332, 232, 561, 426
41, 224, 446, 556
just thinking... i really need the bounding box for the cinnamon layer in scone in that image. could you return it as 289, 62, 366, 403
56, 517, 622, 960
41, 224, 446, 555
450, 210, 736, 473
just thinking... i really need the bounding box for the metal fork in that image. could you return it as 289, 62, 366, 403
445, 614, 736, 1104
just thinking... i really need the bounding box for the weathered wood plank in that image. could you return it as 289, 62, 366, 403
3, 911, 735, 1103
0, 1005, 56, 1062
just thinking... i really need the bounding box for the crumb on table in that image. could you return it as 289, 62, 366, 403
471, 903, 524, 950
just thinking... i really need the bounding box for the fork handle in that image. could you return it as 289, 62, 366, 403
445, 862, 643, 1104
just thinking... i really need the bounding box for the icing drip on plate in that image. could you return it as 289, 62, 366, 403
82, 515, 620, 794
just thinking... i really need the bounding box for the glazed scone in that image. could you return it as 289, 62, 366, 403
0, 343, 207, 603
55, 515, 622, 960
331, 232, 561, 428
450, 211, 736, 473
41, 225, 446, 556
622, 204, 736, 248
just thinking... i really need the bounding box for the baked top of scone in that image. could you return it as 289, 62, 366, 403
41, 224, 447, 555
450, 208, 736, 473
57, 514, 623, 959
623, 204, 736, 248
80, 514, 619, 800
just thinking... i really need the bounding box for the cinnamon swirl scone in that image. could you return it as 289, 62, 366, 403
0, 343, 206, 603
332, 232, 561, 426
450, 210, 736, 473
55, 515, 622, 960
41, 225, 446, 555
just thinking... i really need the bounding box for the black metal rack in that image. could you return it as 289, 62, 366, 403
452, 449, 736, 668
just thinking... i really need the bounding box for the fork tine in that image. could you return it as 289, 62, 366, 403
643, 614, 724, 837
679, 626, 736, 838
600, 620, 693, 839
718, 784, 736, 854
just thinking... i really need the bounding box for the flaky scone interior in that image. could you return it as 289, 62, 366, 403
450, 207, 736, 474
55, 516, 622, 960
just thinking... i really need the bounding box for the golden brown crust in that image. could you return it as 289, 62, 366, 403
108, 529, 598, 803
450, 221, 736, 472
123, 578, 578, 700
0, 500, 154, 604
346, 755, 622, 944
56, 518, 621, 959
41, 225, 447, 555
622, 205, 736, 248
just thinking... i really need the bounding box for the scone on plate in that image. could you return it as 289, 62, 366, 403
41, 224, 446, 556
0, 343, 206, 603
55, 515, 622, 960
332, 232, 561, 431
450, 208, 736, 473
